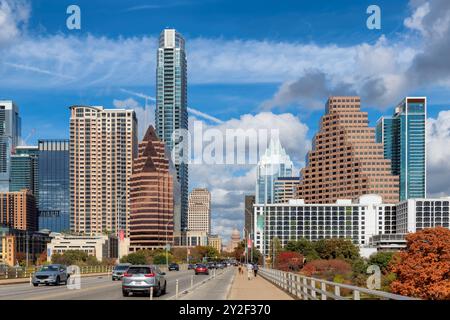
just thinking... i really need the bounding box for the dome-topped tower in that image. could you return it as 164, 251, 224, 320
231, 228, 240, 241
226, 227, 241, 252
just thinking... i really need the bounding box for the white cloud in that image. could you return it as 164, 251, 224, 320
404, 2, 431, 35
426, 110, 450, 197
0, 0, 30, 47
188, 112, 310, 242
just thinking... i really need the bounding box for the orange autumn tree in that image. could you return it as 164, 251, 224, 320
389, 227, 450, 300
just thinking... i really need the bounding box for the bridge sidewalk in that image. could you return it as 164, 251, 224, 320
227, 268, 294, 300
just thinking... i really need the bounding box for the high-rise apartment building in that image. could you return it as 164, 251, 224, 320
187, 188, 211, 234
0, 101, 21, 192
10, 146, 39, 198
129, 126, 176, 250
70, 106, 138, 236
296, 96, 399, 204
274, 177, 300, 203
156, 29, 189, 231
376, 97, 426, 201
256, 137, 293, 204
0, 190, 38, 232
38, 140, 70, 232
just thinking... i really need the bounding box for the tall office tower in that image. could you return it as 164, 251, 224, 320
297, 96, 399, 204
187, 188, 211, 234
156, 29, 189, 231
255, 137, 293, 204
129, 126, 175, 250
70, 106, 138, 236
274, 177, 300, 203
10, 146, 39, 198
244, 195, 255, 236
0, 101, 21, 192
38, 140, 70, 232
0, 190, 38, 231
376, 97, 426, 201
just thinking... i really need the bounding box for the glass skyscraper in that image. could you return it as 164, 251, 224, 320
156, 29, 189, 231
38, 140, 70, 232
0, 100, 21, 192
256, 137, 294, 204
10, 146, 39, 201
376, 97, 426, 201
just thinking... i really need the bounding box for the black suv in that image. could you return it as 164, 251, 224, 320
168, 263, 179, 271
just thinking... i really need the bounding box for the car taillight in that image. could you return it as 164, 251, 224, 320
144, 273, 155, 277
123, 273, 132, 277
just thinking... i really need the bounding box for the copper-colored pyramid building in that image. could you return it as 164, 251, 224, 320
296, 97, 399, 204
129, 126, 174, 250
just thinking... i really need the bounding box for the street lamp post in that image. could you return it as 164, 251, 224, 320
165, 221, 171, 270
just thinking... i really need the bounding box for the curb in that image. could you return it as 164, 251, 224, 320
0, 272, 111, 286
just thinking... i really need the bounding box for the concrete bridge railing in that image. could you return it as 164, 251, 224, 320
259, 267, 419, 300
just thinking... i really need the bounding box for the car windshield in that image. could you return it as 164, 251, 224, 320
197, 264, 206, 268
40, 266, 59, 272
114, 265, 129, 271
127, 267, 152, 274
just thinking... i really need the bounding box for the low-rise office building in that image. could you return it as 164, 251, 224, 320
46, 233, 118, 262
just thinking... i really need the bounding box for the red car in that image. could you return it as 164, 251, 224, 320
194, 264, 209, 275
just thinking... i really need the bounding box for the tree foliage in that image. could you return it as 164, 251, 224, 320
51, 250, 100, 266
389, 227, 450, 300
368, 251, 395, 273
301, 259, 352, 281
275, 251, 304, 272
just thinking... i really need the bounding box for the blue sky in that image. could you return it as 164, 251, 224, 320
1, 0, 450, 241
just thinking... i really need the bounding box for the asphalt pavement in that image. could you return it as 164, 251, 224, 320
0, 269, 228, 300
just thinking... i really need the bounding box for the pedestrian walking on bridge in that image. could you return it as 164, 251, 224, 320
253, 263, 259, 277
247, 263, 253, 280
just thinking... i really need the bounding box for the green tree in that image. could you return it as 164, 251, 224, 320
285, 238, 319, 262
120, 250, 148, 265
314, 238, 360, 261
268, 237, 282, 267
368, 251, 395, 273
153, 253, 173, 265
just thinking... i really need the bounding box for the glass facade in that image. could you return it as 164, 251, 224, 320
256, 138, 293, 204
38, 140, 70, 232
0, 101, 21, 192
376, 97, 426, 201
156, 29, 189, 231
10, 147, 39, 201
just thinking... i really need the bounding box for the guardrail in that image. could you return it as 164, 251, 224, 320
0, 265, 115, 280
0, 264, 190, 280
259, 267, 419, 300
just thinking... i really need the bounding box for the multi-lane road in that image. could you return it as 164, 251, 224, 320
0, 268, 235, 300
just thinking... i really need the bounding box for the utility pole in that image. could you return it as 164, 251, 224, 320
165, 221, 171, 270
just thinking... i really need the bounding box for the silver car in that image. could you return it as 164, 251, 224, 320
32, 264, 69, 286
122, 265, 167, 297
112, 263, 131, 281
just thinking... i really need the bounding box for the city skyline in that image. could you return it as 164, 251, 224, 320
1, 0, 450, 243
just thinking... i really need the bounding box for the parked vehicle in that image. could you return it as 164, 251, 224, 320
112, 263, 131, 281
187, 264, 196, 270
216, 263, 225, 269
32, 264, 69, 286
168, 263, 179, 271
194, 264, 209, 275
